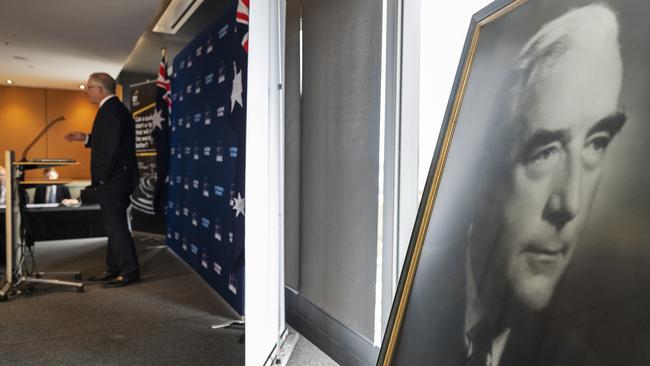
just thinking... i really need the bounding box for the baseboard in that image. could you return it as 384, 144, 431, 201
285, 287, 379, 366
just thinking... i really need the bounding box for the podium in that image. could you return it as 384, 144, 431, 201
1, 151, 84, 301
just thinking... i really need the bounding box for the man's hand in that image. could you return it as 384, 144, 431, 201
65, 132, 87, 142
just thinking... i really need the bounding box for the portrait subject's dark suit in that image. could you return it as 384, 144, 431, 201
86, 96, 140, 279
390, 240, 601, 366
33, 184, 71, 204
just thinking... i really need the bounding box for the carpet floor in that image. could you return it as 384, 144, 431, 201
0, 234, 244, 366
0, 233, 337, 366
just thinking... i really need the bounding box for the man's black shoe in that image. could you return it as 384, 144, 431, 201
103, 276, 141, 288
88, 272, 117, 282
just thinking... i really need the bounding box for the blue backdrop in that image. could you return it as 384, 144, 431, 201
165, 2, 247, 315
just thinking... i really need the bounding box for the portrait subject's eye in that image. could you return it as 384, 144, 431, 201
583, 132, 612, 166
524, 142, 562, 176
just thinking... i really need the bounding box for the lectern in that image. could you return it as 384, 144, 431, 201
0, 150, 84, 301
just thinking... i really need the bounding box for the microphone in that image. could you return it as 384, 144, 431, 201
21, 116, 66, 161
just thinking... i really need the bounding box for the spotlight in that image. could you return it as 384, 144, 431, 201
79, 84, 86, 90
6, 79, 14, 85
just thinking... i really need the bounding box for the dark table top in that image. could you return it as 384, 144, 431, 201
0, 203, 100, 213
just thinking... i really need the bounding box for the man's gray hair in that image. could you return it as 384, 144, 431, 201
509, 3, 622, 120
89, 72, 117, 94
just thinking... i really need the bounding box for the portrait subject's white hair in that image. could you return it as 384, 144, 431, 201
511, 3, 622, 114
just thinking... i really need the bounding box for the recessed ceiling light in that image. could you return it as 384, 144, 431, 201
6, 79, 13, 85
79, 84, 86, 90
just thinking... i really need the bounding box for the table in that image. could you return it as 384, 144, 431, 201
0, 204, 105, 264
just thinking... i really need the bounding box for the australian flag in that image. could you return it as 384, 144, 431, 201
152, 49, 172, 214
230, 2, 248, 271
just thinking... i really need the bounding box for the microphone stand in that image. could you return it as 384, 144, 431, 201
17, 116, 66, 249
21, 116, 65, 162
0, 117, 85, 301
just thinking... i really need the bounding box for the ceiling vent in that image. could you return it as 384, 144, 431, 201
153, 0, 205, 34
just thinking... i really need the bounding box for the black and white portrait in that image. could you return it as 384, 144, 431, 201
381, 1, 650, 365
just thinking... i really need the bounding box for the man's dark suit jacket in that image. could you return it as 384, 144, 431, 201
33, 185, 71, 203
388, 239, 601, 366
85, 97, 138, 192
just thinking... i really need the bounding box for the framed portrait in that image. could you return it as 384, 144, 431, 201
378, 0, 650, 365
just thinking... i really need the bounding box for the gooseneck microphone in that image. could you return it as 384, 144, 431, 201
21, 116, 66, 161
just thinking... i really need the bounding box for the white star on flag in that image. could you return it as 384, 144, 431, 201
230, 61, 243, 112
232, 193, 245, 217
152, 107, 164, 131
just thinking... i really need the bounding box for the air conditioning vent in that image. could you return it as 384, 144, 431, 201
153, 0, 205, 35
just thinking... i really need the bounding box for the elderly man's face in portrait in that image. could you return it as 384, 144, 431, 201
492, 33, 625, 312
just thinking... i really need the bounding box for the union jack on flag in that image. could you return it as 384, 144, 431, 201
236, 0, 249, 53
156, 51, 172, 114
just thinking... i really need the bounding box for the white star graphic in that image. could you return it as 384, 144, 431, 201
152, 107, 164, 131
232, 192, 245, 217
230, 61, 243, 112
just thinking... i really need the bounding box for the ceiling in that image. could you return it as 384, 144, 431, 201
122, 0, 230, 75
0, 0, 228, 91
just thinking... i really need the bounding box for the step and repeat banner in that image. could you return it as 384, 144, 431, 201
166, 2, 247, 314
130, 81, 166, 234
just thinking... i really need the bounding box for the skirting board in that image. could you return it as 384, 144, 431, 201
285, 287, 379, 366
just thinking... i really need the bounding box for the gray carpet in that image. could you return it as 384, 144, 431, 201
287, 333, 339, 366
0, 234, 336, 366
0, 234, 245, 366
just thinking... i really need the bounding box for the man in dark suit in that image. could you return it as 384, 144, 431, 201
391, 4, 625, 365
33, 168, 71, 204
65, 72, 140, 287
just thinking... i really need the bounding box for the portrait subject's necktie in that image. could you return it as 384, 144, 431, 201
465, 320, 493, 366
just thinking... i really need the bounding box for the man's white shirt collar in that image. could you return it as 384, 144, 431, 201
100, 94, 116, 108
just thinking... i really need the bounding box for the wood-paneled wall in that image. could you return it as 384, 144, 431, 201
0, 86, 98, 179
